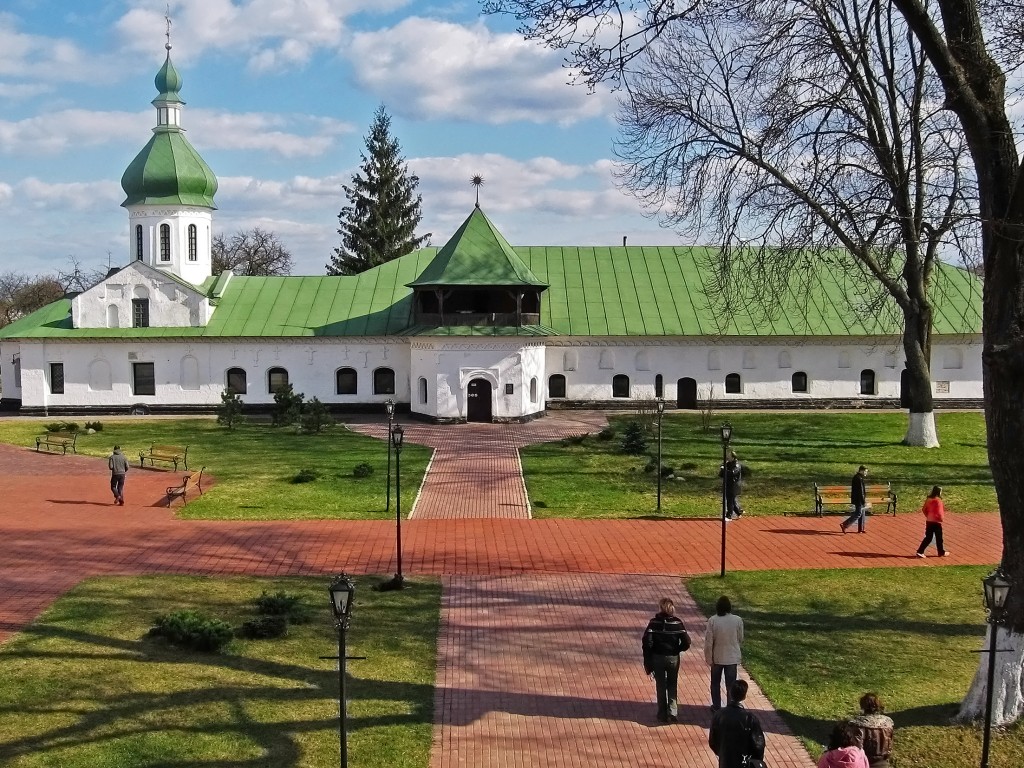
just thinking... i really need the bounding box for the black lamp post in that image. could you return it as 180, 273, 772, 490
980, 567, 1012, 768
327, 574, 356, 768
380, 425, 406, 590
384, 398, 395, 510
656, 399, 666, 513
719, 423, 732, 578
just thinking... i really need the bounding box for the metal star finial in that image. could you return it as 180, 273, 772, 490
470, 175, 484, 207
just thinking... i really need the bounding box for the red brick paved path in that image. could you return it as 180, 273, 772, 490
0, 431, 1003, 768
348, 411, 608, 518
432, 574, 813, 768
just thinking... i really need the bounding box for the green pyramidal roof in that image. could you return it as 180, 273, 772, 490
407, 206, 548, 288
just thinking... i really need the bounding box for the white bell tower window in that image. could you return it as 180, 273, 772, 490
159, 224, 171, 262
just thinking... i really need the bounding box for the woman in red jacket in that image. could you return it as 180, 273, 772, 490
916, 486, 949, 558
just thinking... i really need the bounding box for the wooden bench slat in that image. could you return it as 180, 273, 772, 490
34, 431, 78, 454
140, 444, 189, 470
166, 467, 205, 506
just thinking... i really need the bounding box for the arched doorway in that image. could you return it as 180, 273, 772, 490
677, 377, 697, 409
467, 378, 493, 422
900, 369, 913, 409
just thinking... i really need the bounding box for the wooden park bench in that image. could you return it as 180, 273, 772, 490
166, 467, 205, 506
140, 444, 189, 471
34, 431, 78, 454
813, 482, 897, 517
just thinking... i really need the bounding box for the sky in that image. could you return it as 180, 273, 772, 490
0, 0, 674, 278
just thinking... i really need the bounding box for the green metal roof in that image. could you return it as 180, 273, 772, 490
407, 206, 547, 288
0, 247, 981, 340
397, 324, 560, 337
120, 130, 218, 208
154, 53, 183, 103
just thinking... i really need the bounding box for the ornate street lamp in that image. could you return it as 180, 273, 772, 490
656, 399, 666, 513
719, 423, 733, 578
980, 568, 1013, 768
327, 574, 356, 768
380, 425, 406, 590
384, 399, 396, 510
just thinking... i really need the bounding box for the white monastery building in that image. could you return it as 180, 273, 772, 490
0, 51, 983, 421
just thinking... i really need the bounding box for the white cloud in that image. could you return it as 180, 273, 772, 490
116, 0, 410, 72
0, 110, 148, 155
347, 18, 615, 125
0, 13, 121, 85
18, 177, 123, 210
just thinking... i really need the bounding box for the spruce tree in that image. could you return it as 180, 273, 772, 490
327, 106, 430, 275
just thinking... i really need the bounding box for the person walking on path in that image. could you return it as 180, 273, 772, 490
916, 486, 950, 558
818, 721, 870, 768
721, 450, 745, 520
107, 445, 129, 506
841, 465, 869, 533
848, 692, 894, 768
708, 679, 766, 768
705, 595, 744, 711
641, 597, 691, 723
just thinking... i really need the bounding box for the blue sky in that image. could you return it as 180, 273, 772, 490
0, 0, 672, 277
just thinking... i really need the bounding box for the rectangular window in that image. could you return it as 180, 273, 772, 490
188, 224, 198, 261
160, 223, 171, 261
135, 225, 144, 260
49, 363, 65, 395
132, 299, 149, 328
132, 362, 156, 396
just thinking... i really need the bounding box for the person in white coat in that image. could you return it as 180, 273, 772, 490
704, 595, 744, 711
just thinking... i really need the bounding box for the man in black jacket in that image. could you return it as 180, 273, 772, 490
841, 465, 869, 533
709, 679, 766, 768
642, 597, 690, 723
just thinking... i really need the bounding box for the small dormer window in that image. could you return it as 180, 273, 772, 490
160, 224, 171, 262
188, 224, 198, 261
135, 225, 144, 261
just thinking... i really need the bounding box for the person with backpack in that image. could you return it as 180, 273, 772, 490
641, 597, 691, 723
708, 679, 767, 768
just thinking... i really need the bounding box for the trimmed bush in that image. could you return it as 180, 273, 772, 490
291, 468, 319, 484
84, 421, 104, 432
238, 615, 289, 639
254, 590, 312, 624
353, 462, 374, 478
596, 427, 616, 441
46, 421, 79, 433
148, 610, 234, 653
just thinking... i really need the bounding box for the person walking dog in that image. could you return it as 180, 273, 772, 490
107, 445, 129, 506
642, 597, 691, 723
841, 465, 869, 533
916, 485, 950, 558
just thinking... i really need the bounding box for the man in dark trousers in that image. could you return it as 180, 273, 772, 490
841, 465, 869, 533
107, 445, 129, 506
642, 597, 690, 723
723, 450, 744, 519
709, 679, 766, 768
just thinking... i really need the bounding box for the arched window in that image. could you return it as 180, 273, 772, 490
227, 367, 247, 395
268, 367, 289, 393
655, 374, 664, 398
187, 224, 198, 261
791, 371, 808, 393
180, 356, 200, 391
530, 377, 538, 403
373, 367, 395, 395
336, 367, 357, 395
159, 223, 171, 261
107, 304, 119, 328
860, 369, 876, 395
135, 225, 143, 261
549, 374, 566, 398
612, 374, 630, 398
418, 377, 428, 404
725, 373, 741, 393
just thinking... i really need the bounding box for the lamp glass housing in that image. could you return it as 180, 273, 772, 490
983, 570, 1012, 612
720, 423, 733, 444
391, 424, 405, 450
657, 399, 665, 414
328, 575, 355, 620
384, 398, 395, 418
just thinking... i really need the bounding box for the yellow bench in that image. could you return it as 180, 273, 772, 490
166, 467, 205, 506
140, 444, 189, 471
35, 431, 78, 454
813, 483, 897, 517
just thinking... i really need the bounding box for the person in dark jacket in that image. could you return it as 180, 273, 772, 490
848, 692, 894, 768
723, 451, 744, 519
107, 445, 130, 506
642, 597, 690, 723
841, 465, 869, 533
709, 679, 766, 768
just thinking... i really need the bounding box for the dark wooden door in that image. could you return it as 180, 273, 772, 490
467, 378, 493, 422
677, 377, 697, 409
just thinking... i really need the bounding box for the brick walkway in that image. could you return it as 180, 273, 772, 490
348, 411, 607, 518
0, 433, 1003, 768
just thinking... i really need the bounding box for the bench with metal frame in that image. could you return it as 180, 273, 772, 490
34, 431, 78, 454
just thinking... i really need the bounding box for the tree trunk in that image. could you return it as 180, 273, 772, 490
956, 624, 1024, 723
901, 305, 939, 447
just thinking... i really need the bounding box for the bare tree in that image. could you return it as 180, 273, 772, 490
890, 0, 1024, 724
212, 227, 294, 276
0, 272, 64, 328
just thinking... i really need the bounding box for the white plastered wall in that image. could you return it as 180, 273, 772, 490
126, 206, 214, 287
72, 263, 211, 329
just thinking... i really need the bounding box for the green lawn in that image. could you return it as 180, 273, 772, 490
689, 566, 1021, 768
0, 419, 430, 520
522, 411, 994, 518
0, 575, 440, 768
